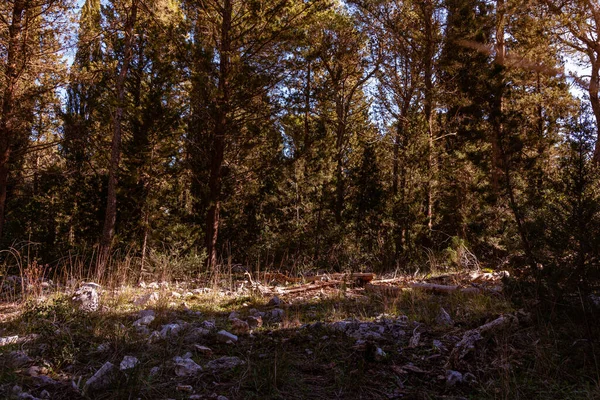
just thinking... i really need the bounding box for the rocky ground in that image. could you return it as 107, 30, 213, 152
0, 273, 599, 399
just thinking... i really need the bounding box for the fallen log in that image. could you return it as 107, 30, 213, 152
261, 272, 375, 285
276, 280, 341, 294
448, 314, 518, 367
365, 282, 484, 296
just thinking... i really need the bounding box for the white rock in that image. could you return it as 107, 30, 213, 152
230, 318, 249, 335
216, 330, 238, 343
171, 291, 182, 299
184, 327, 211, 343
0, 335, 19, 346
96, 343, 110, 352
173, 356, 202, 376
133, 315, 155, 326
205, 356, 245, 371
445, 370, 463, 386
409, 331, 421, 348
194, 345, 213, 356
268, 296, 283, 307
84, 362, 115, 392
247, 316, 263, 329
201, 321, 216, 331
133, 292, 159, 306
72, 283, 100, 312
374, 347, 386, 361
435, 308, 453, 326
9, 351, 33, 368
119, 356, 139, 371
228, 311, 240, 320
159, 324, 182, 339
269, 308, 285, 322
149, 366, 161, 376
139, 309, 155, 319
176, 384, 193, 392
248, 308, 265, 318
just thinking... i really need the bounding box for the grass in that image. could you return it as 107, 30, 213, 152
1, 271, 599, 399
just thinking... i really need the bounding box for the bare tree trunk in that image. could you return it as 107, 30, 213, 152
0, 0, 26, 239
589, 58, 600, 163
334, 115, 345, 225
423, 0, 435, 231
99, 0, 138, 271
205, 0, 232, 270
491, 0, 506, 191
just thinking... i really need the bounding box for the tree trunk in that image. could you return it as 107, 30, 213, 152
0, 0, 26, 239
491, 0, 506, 191
205, 0, 232, 270
335, 116, 345, 225
589, 58, 600, 163
423, 0, 435, 231
99, 0, 138, 270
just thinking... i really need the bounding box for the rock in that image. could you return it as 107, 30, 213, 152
84, 362, 115, 392
194, 345, 213, 356
147, 331, 161, 343
33, 375, 57, 387
330, 320, 353, 332
0, 335, 19, 346
139, 309, 156, 319
18, 393, 42, 400
436, 308, 453, 326
9, 350, 33, 368
433, 339, 444, 351
228, 311, 240, 321
96, 343, 110, 352
148, 282, 160, 289
159, 324, 182, 339
205, 356, 245, 371
230, 318, 249, 335
26, 366, 47, 377
171, 291, 182, 299
374, 347, 386, 361
176, 384, 193, 392
463, 372, 477, 384
119, 356, 139, 371
184, 327, 210, 343
133, 315, 155, 327
268, 296, 283, 307
173, 356, 202, 376
445, 370, 463, 386
217, 396, 229, 400
133, 292, 159, 306
39, 390, 50, 399
247, 315, 263, 329
72, 283, 100, 312
268, 308, 285, 322
201, 320, 217, 331
135, 325, 151, 336
409, 330, 421, 348
248, 308, 265, 318
216, 330, 238, 343
149, 366, 161, 377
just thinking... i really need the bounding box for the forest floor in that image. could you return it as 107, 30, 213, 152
0, 271, 599, 400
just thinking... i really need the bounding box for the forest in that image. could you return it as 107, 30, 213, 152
1, 0, 600, 399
